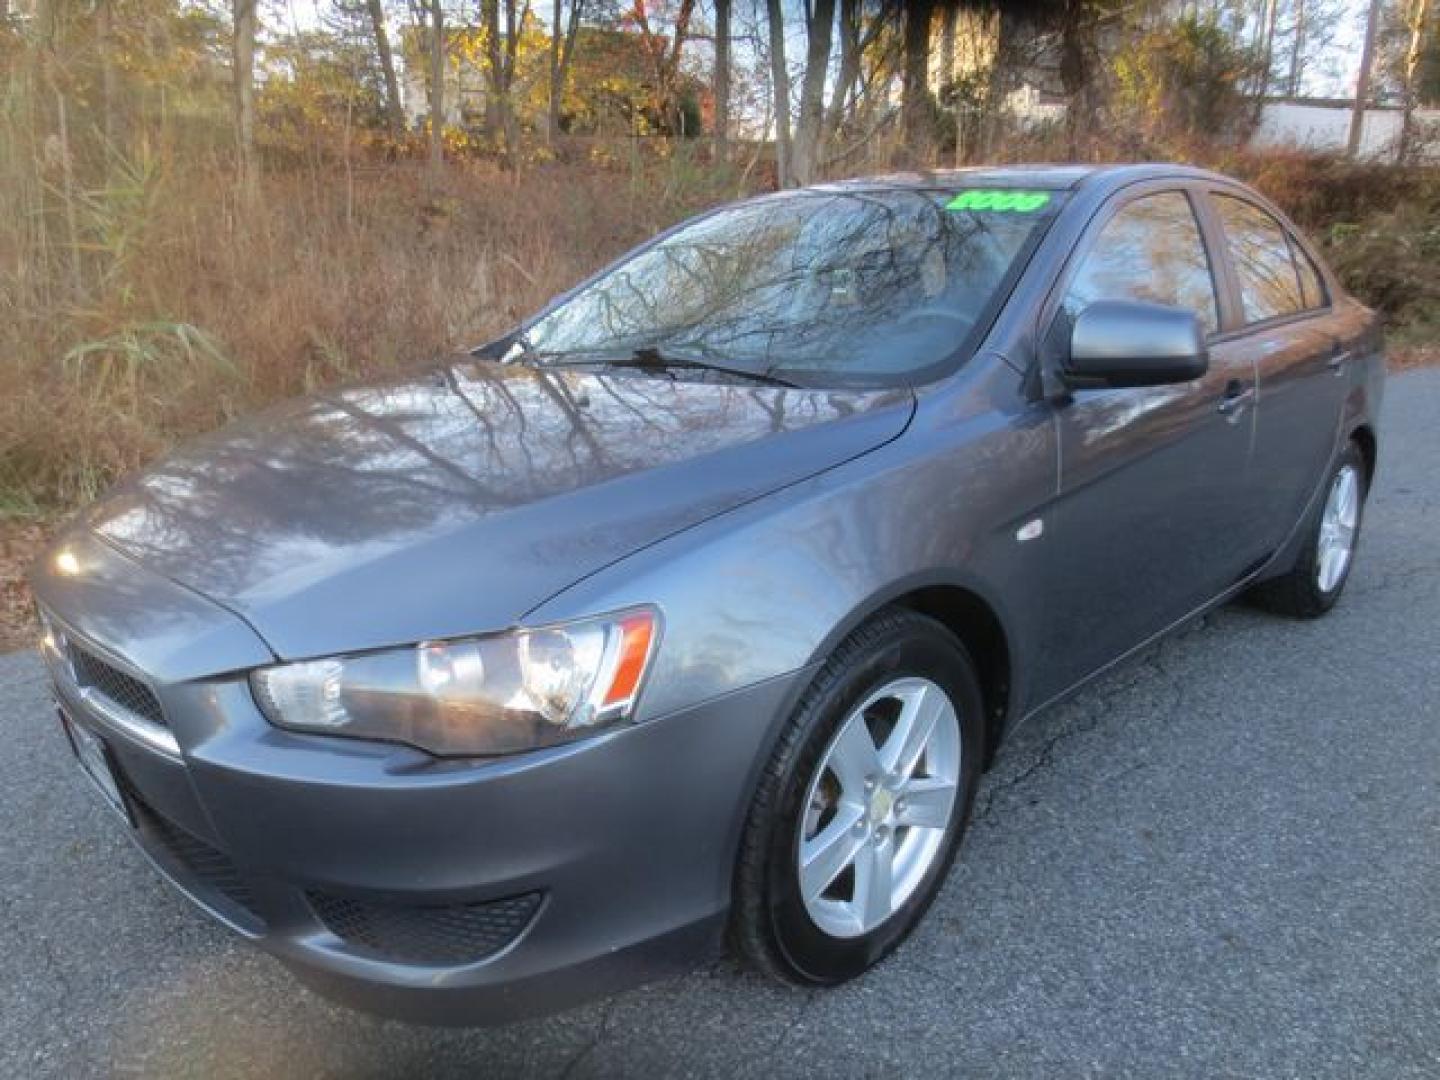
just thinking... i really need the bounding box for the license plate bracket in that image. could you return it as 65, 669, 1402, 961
59, 708, 134, 826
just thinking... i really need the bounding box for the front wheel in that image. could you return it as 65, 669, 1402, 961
730, 609, 984, 985
1250, 440, 1368, 618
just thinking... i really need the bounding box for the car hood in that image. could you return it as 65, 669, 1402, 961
87, 357, 913, 661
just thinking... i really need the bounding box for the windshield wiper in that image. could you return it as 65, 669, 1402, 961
545, 346, 802, 389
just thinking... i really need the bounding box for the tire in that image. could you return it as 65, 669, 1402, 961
731, 608, 984, 985
1250, 440, 1368, 618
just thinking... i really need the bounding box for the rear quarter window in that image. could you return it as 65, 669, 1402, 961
1289, 236, 1328, 310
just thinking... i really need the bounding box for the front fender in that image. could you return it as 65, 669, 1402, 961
523, 365, 1055, 729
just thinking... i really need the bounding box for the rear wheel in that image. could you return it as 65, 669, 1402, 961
1250, 441, 1367, 618
731, 609, 983, 985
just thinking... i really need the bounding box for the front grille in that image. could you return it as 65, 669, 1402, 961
118, 772, 263, 930
40, 609, 167, 731
68, 643, 167, 729
307, 890, 542, 966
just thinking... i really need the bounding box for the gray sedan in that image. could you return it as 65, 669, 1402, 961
30, 164, 1383, 1024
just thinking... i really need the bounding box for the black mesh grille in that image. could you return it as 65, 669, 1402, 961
68, 644, 166, 729
121, 776, 263, 929
307, 890, 541, 965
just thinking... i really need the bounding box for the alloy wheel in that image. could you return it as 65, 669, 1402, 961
1317, 463, 1360, 594
796, 676, 961, 939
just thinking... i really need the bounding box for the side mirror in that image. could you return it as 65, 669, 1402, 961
1066, 300, 1209, 389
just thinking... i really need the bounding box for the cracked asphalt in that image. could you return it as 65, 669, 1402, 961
3, 369, 1438, 1079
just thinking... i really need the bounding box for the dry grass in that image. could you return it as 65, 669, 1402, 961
0, 149, 751, 514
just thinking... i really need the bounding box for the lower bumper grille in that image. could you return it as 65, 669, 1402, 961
118, 773, 264, 931
307, 890, 541, 966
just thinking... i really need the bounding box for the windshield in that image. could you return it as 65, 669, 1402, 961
507, 187, 1058, 388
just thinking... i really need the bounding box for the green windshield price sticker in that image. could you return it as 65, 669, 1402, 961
947, 190, 1051, 213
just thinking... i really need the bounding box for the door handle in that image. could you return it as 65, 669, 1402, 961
1217, 380, 1255, 416
1327, 348, 1351, 374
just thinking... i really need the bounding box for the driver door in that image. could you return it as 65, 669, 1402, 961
1031, 185, 1261, 703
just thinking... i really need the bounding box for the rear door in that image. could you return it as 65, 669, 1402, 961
1203, 190, 1348, 553
1031, 183, 1260, 703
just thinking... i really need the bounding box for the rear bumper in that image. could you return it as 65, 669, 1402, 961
33, 531, 808, 1025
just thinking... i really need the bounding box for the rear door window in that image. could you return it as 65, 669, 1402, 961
1214, 195, 1306, 323
1064, 191, 1219, 334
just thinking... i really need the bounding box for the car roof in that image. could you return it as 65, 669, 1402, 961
810, 163, 1232, 196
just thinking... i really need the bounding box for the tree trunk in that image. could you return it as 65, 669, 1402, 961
544, 0, 583, 147
366, 0, 405, 137
232, 0, 257, 189
428, 0, 445, 178
1057, 0, 1086, 159
938, 0, 956, 89
902, 0, 934, 163
765, 0, 792, 187
1257, 0, 1279, 98
482, 0, 523, 166
482, 0, 501, 135
713, 0, 731, 160
1287, 0, 1306, 97
1398, 0, 1434, 162
1347, 0, 1382, 158
792, 0, 836, 185
548, 0, 563, 143
822, 0, 862, 150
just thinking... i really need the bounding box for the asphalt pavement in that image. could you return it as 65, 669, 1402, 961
2, 369, 1437, 1079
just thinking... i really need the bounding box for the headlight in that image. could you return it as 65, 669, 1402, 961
250, 608, 659, 757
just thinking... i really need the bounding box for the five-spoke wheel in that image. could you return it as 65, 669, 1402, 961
1250, 439, 1368, 618
731, 608, 983, 985
1316, 462, 1360, 593
798, 677, 961, 938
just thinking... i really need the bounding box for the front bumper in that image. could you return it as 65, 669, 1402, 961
33, 534, 806, 1025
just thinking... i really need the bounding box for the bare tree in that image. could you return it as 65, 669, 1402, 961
482, 0, 532, 163
823, 0, 886, 151
547, 0, 585, 144
1287, 0, 1307, 95
233, 0, 258, 187
765, 0, 792, 185
629, 0, 699, 135
713, 0, 731, 159
1257, 0, 1280, 97
1347, 0, 1382, 157
792, 0, 836, 184
902, 0, 934, 160
427, 0, 444, 177
364, 0, 406, 136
